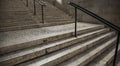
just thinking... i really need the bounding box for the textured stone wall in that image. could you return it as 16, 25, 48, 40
46, 0, 120, 25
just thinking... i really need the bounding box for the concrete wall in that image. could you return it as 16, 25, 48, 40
46, 0, 120, 25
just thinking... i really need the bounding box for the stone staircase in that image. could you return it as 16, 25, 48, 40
0, 0, 73, 32
21, 0, 73, 24
0, 22, 119, 66
0, 0, 38, 32
0, 0, 120, 66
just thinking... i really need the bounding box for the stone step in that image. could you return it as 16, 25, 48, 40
35, 15, 72, 20
0, 14, 32, 20
0, 8, 28, 12
0, 21, 73, 32
0, 20, 35, 27
16, 32, 115, 66
0, 24, 39, 32
45, 19, 72, 23
58, 37, 116, 66
34, 11, 70, 18
0, 0, 27, 11
0, 23, 104, 54
87, 44, 120, 66
0, 11, 32, 20
0, 18, 33, 23
31, 11, 71, 20
0, 11, 29, 16
0, 27, 111, 66
34, 17, 72, 22
0, 0, 38, 30
0, 16, 33, 22
33, 15, 72, 23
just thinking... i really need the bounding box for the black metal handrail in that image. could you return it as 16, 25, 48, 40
26, 0, 28, 7
69, 2, 120, 32
26, 0, 46, 23
37, 0, 46, 23
69, 2, 120, 66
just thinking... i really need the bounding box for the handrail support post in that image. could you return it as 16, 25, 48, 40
34, 0, 36, 15
26, 0, 28, 7
75, 7, 77, 37
113, 31, 120, 66
41, 5, 44, 23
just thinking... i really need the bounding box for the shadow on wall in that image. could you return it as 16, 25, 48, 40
46, 0, 120, 25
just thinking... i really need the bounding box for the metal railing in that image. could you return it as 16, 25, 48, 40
69, 2, 120, 66
38, 0, 46, 23
26, 0, 46, 23
26, 0, 28, 7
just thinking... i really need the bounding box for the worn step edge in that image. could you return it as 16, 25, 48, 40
16, 32, 115, 66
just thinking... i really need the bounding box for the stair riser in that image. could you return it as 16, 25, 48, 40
41, 34, 115, 66
0, 26, 104, 55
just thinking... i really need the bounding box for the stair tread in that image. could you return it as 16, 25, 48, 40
0, 23, 101, 48
17, 32, 115, 66
0, 28, 110, 62
59, 37, 116, 66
